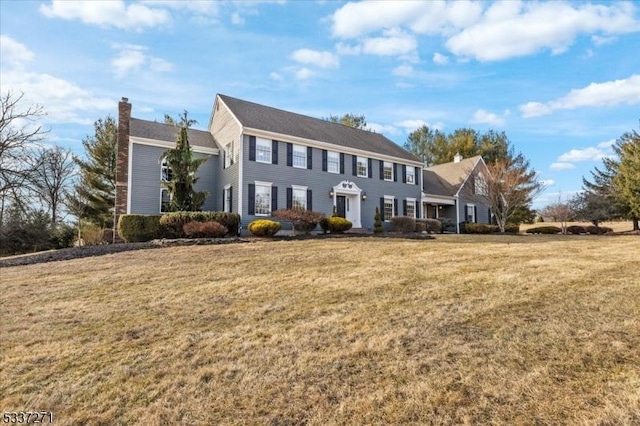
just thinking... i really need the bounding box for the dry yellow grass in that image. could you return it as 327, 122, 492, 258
520, 220, 634, 233
1, 235, 639, 425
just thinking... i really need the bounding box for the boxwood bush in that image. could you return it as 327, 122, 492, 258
118, 215, 162, 242
327, 216, 352, 233
566, 225, 587, 234
159, 211, 240, 238
525, 226, 562, 234
585, 225, 613, 235
248, 219, 281, 237
183, 221, 228, 238
390, 216, 416, 233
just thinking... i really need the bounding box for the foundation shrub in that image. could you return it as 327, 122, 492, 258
327, 216, 352, 233
585, 225, 613, 235
504, 224, 520, 234
373, 207, 384, 234
525, 226, 562, 234
414, 220, 426, 233
159, 212, 240, 238
272, 209, 324, 234
248, 219, 281, 237
567, 225, 587, 234
117, 215, 162, 242
390, 216, 416, 233
183, 221, 228, 238
465, 223, 498, 234
423, 218, 442, 233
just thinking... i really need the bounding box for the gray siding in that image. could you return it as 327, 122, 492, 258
240, 135, 423, 230
129, 143, 218, 214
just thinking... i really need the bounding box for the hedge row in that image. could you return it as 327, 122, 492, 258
465, 223, 520, 234
525, 225, 614, 235
390, 217, 443, 234
117, 212, 241, 242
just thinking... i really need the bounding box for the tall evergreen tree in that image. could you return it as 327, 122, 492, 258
67, 116, 117, 228
613, 128, 640, 225
160, 112, 208, 211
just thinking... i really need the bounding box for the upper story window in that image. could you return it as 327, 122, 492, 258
475, 173, 488, 195
357, 156, 368, 178
224, 141, 234, 168
383, 161, 393, 181
292, 144, 306, 169
256, 137, 272, 163
161, 158, 173, 182
327, 151, 340, 174
405, 166, 415, 184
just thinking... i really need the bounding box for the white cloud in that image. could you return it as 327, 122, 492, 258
368, 122, 400, 136
111, 44, 173, 78
469, 109, 506, 127
446, 2, 640, 61
550, 162, 576, 171
394, 119, 445, 132
592, 35, 616, 46
331, 2, 425, 38
335, 42, 361, 56
392, 64, 413, 77
362, 29, 417, 57
541, 179, 555, 187
295, 68, 314, 80
231, 12, 245, 25
269, 72, 283, 82
0, 35, 35, 68
40, 0, 170, 31
597, 139, 616, 149
291, 49, 339, 69
521, 74, 640, 117
557, 147, 609, 162
433, 52, 449, 65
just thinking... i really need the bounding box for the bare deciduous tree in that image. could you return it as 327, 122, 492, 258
540, 202, 575, 234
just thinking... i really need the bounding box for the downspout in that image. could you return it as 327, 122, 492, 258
455, 194, 460, 234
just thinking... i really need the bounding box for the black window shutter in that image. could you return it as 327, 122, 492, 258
415, 200, 420, 219
222, 189, 225, 211
368, 158, 372, 178
287, 143, 293, 167
249, 136, 256, 161
307, 147, 312, 169
352, 155, 357, 176
248, 183, 255, 215
340, 153, 345, 174
380, 198, 385, 221
307, 189, 312, 211
271, 186, 278, 212
229, 186, 233, 212
394, 199, 398, 216
474, 205, 477, 223
322, 150, 328, 172
393, 163, 398, 182
415, 167, 420, 186
223, 150, 226, 169
286, 187, 292, 209
272, 140, 278, 165
379, 160, 384, 180
402, 165, 407, 183
403, 199, 407, 216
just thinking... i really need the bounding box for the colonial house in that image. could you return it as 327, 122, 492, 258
114, 94, 491, 236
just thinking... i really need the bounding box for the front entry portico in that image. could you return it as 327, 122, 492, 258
331, 180, 362, 228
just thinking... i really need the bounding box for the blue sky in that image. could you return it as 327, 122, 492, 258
1, 0, 639, 208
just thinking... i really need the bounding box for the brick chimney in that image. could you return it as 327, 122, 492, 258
114, 97, 131, 242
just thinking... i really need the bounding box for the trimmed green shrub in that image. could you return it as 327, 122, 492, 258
159, 211, 240, 238
272, 209, 324, 234
327, 216, 352, 233
465, 223, 498, 234
248, 219, 281, 237
183, 221, 228, 238
51, 223, 76, 249
390, 216, 416, 233
440, 218, 455, 233
118, 215, 162, 242
585, 225, 613, 235
525, 226, 562, 234
374, 207, 384, 234
504, 224, 520, 234
319, 218, 330, 234
566, 225, 587, 234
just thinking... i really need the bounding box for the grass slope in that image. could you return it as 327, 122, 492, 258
1, 236, 639, 425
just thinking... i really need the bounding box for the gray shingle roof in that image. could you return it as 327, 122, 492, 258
218, 94, 420, 163
423, 155, 482, 196
422, 170, 456, 197
130, 118, 216, 149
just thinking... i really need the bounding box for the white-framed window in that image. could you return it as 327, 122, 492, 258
223, 185, 232, 213
327, 151, 340, 174
293, 144, 306, 169
384, 196, 394, 222
291, 185, 307, 210
255, 181, 272, 216
383, 161, 393, 181
405, 166, 415, 184
357, 156, 368, 177
224, 141, 234, 168
160, 188, 171, 213
256, 137, 272, 164
475, 173, 488, 195
466, 204, 475, 223
161, 158, 173, 182
406, 198, 416, 218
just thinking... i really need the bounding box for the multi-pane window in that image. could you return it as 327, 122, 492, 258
475, 173, 488, 195
160, 189, 170, 213
256, 138, 271, 163
161, 158, 173, 182
405, 166, 415, 184
406, 199, 415, 218
292, 186, 307, 210
357, 156, 368, 177
224, 141, 234, 168
384, 197, 394, 222
383, 161, 393, 181
255, 183, 271, 215
327, 151, 340, 174
223, 186, 232, 212
292, 144, 306, 168
466, 204, 475, 222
